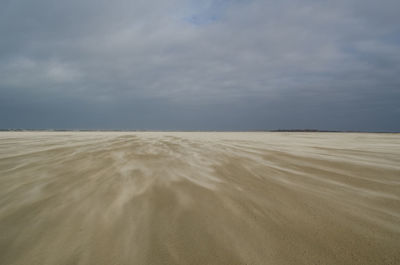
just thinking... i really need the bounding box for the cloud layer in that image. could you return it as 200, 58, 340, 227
1, 0, 399, 130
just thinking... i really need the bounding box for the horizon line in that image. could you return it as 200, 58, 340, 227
0, 129, 399, 133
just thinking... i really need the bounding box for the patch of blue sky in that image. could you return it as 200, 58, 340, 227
181, 0, 240, 25
383, 29, 400, 45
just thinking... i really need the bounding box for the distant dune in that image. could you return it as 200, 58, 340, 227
0, 132, 399, 265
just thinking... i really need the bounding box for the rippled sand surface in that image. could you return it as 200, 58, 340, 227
0, 132, 399, 265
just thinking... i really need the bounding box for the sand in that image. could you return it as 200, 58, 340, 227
0, 131, 399, 265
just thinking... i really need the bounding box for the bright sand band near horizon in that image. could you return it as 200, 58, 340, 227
0, 132, 399, 264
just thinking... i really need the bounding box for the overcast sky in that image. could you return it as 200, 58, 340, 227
1, 0, 399, 131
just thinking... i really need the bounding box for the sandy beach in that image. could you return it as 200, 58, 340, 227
0, 132, 399, 265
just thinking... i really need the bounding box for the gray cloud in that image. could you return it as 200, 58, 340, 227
1, 0, 399, 131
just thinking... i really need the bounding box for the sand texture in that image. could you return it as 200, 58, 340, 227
0, 132, 399, 265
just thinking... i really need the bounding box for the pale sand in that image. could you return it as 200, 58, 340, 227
0, 132, 399, 265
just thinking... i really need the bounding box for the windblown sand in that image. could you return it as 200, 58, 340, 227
0, 132, 399, 265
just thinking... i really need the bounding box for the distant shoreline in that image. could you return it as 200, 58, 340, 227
0, 129, 398, 133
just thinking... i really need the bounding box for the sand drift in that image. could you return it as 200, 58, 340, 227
0, 132, 399, 264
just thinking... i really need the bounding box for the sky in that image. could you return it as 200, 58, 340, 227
0, 0, 399, 131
